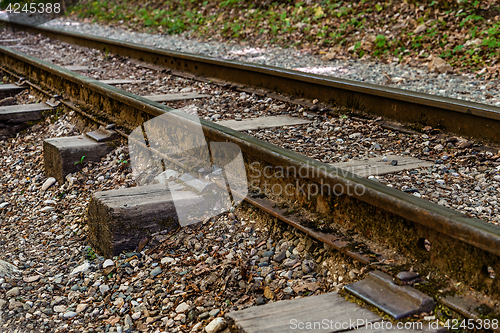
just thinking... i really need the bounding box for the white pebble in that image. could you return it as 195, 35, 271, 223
70, 262, 90, 276
41, 177, 56, 191
205, 318, 227, 333
99, 284, 110, 294
102, 259, 114, 268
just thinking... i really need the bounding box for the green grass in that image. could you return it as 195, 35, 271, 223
68, 0, 500, 77
74, 155, 85, 166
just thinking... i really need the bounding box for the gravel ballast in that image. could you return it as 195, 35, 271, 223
0, 96, 356, 332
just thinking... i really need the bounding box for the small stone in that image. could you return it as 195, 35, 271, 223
256, 297, 265, 305
192, 322, 203, 331
283, 259, 298, 267
174, 313, 186, 321
103, 266, 115, 276
262, 250, 274, 257
198, 312, 209, 320
433, 144, 444, 152
390, 160, 398, 166
23, 275, 40, 283
150, 267, 162, 277
51, 296, 63, 306
70, 261, 90, 276
41, 177, 57, 191
63, 311, 77, 318
205, 317, 227, 333
296, 243, 305, 252
6, 287, 20, 298
164, 318, 175, 328
302, 262, 312, 274
8, 300, 23, 310
0, 202, 9, 209
114, 297, 125, 308
132, 311, 141, 320
99, 284, 110, 294
0, 260, 19, 277
124, 314, 133, 326
396, 271, 420, 282
274, 251, 286, 262
161, 257, 175, 265
175, 302, 190, 313
53, 305, 67, 313
103, 259, 114, 268
76, 303, 89, 313
209, 308, 220, 317
283, 287, 293, 294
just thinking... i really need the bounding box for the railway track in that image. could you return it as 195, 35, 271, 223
1, 21, 500, 332
3, 20, 500, 145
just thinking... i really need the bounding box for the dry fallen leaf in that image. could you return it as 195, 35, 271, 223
264, 286, 275, 299
293, 282, 320, 293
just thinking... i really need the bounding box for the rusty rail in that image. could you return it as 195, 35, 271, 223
3, 19, 500, 144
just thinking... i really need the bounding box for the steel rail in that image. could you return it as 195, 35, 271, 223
1, 44, 500, 297
3, 19, 500, 144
